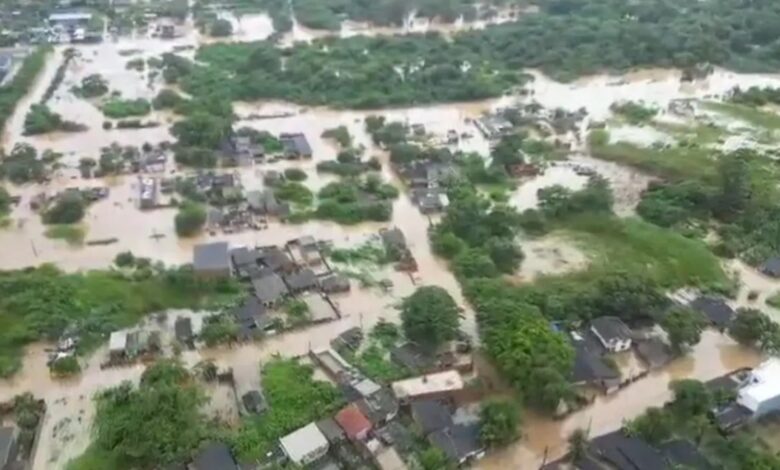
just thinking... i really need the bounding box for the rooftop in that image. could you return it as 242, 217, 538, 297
109, 330, 127, 352
280, 133, 312, 156
411, 400, 453, 434
690, 296, 734, 328
0, 427, 15, 467
335, 404, 373, 440
589, 430, 668, 470
428, 423, 483, 463
193, 242, 231, 272
280, 422, 329, 464
392, 370, 464, 400
590, 316, 631, 342
738, 358, 780, 411
252, 273, 288, 304
316, 417, 345, 443
192, 442, 238, 470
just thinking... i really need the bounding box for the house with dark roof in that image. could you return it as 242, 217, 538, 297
193, 442, 239, 470
193, 242, 232, 278
174, 317, 194, 349
658, 439, 714, 470
0, 427, 17, 470
320, 274, 350, 294
760, 256, 780, 278
252, 273, 289, 307
283, 268, 318, 293
316, 417, 346, 444
280, 133, 313, 159
356, 388, 399, 426
241, 390, 267, 414
335, 404, 373, 441
571, 340, 621, 393
690, 296, 734, 329
259, 247, 295, 274
391, 342, 435, 373
590, 316, 632, 353
411, 400, 453, 434
232, 296, 270, 339
588, 430, 669, 470
428, 423, 485, 465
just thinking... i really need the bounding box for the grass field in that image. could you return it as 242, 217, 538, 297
702, 101, 780, 130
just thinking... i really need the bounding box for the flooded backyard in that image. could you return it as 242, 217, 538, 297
2, 21, 780, 468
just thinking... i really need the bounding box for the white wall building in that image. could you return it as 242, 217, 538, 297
737, 358, 780, 418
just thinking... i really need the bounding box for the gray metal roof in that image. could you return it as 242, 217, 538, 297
193, 242, 231, 272
252, 273, 288, 303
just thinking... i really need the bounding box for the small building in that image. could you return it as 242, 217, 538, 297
570, 339, 620, 393
280, 133, 313, 159
316, 417, 346, 444
109, 331, 127, 359
232, 296, 270, 339
174, 317, 194, 348
760, 256, 780, 278
283, 268, 318, 293
392, 370, 464, 402
411, 400, 453, 434
279, 422, 329, 466
587, 430, 668, 470
335, 403, 373, 441
138, 176, 157, 209
356, 388, 399, 426
193, 442, 239, 470
251, 273, 289, 307
320, 274, 350, 294
48, 10, 93, 28
0, 427, 18, 470
658, 439, 715, 470
690, 296, 735, 329
193, 242, 232, 278
590, 316, 632, 353
241, 390, 267, 414
737, 358, 780, 418
428, 423, 485, 465
259, 247, 295, 273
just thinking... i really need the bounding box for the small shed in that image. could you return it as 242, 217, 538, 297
109, 331, 127, 358
279, 422, 329, 465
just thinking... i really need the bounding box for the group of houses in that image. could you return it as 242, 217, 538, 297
394, 157, 457, 215
225, 132, 313, 166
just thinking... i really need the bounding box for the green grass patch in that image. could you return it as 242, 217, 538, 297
652, 121, 728, 146
588, 129, 717, 180
702, 101, 780, 130
555, 214, 727, 289
67, 445, 122, 470
44, 224, 86, 246
329, 240, 391, 265
767, 292, 780, 309
101, 98, 151, 119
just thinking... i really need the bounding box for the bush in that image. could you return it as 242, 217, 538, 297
174, 202, 206, 237
274, 182, 313, 206
322, 126, 351, 148
114, 251, 135, 267
73, 74, 109, 98
50, 356, 80, 376
209, 18, 233, 37
153, 89, 184, 109
102, 98, 151, 119
283, 168, 308, 182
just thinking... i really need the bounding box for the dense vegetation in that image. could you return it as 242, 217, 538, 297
174, 202, 207, 237
0, 47, 50, 132
72, 74, 109, 98
0, 265, 239, 377
479, 399, 521, 448
23, 104, 86, 135
43, 193, 86, 225
231, 359, 343, 460
0, 144, 56, 184
400, 286, 460, 351
101, 98, 152, 118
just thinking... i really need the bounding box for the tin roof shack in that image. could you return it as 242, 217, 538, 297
279, 422, 329, 466
251, 272, 289, 308
193, 442, 239, 470
321, 274, 350, 294
736, 358, 780, 419
0, 427, 18, 470
392, 370, 465, 403
138, 176, 157, 209
193, 242, 232, 279
428, 423, 485, 466
335, 404, 373, 441
590, 316, 632, 353
280, 133, 313, 159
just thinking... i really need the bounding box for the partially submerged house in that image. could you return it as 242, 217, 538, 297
690, 296, 735, 330
279, 422, 329, 466
590, 316, 632, 353
193, 242, 232, 279
192, 442, 239, 470
736, 358, 780, 418
570, 334, 621, 393
587, 430, 669, 470
280, 133, 313, 159
428, 423, 485, 466
174, 317, 194, 348
392, 370, 464, 403
320, 274, 350, 294
232, 296, 270, 339
251, 272, 289, 307
283, 268, 318, 293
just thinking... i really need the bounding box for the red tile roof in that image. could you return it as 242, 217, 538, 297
335, 404, 372, 440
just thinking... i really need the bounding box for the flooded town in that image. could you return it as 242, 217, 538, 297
1, 0, 780, 469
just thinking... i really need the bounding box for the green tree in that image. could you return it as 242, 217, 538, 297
200, 316, 239, 346
479, 399, 521, 447
418, 447, 451, 470
400, 286, 460, 351
454, 248, 499, 279
209, 19, 233, 37
0, 187, 11, 216
486, 237, 524, 274
50, 356, 80, 376
670, 379, 712, 417
43, 193, 85, 225
660, 306, 705, 352
114, 251, 136, 268
626, 407, 674, 445
567, 429, 589, 462
174, 202, 206, 237
728, 308, 775, 347
715, 151, 751, 221
171, 112, 232, 149
152, 89, 183, 109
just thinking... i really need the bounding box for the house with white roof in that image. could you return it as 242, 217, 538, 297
279, 422, 329, 465
737, 358, 780, 418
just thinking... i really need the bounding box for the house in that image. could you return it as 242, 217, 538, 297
138, 176, 157, 209
475, 114, 512, 139
658, 439, 715, 470
297, 236, 323, 265
193, 242, 232, 278
316, 418, 346, 444
48, 11, 92, 29
251, 273, 289, 307
428, 423, 485, 465
590, 316, 632, 353
570, 337, 621, 393
690, 296, 734, 329
174, 317, 194, 348
373, 444, 408, 470
635, 337, 673, 370
391, 370, 464, 402
0, 427, 17, 470
258, 247, 295, 273
320, 274, 350, 294
232, 296, 269, 339
588, 430, 669, 470
283, 268, 318, 293
335, 404, 373, 441
193, 442, 239, 470
280, 133, 313, 159
279, 422, 329, 466
736, 358, 780, 418
231, 247, 262, 278
109, 331, 127, 359
411, 400, 453, 434
241, 390, 267, 414
302, 294, 339, 322
391, 342, 435, 373
356, 388, 399, 426
760, 256, 780, 278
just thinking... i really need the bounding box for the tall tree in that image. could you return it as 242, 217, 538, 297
400, 286, 460, 350
479, 399, 521, 447
661, 306, 705, 352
